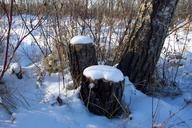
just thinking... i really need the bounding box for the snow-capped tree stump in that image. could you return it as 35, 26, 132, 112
68, 36, 97, 89
80, 65, 125, 118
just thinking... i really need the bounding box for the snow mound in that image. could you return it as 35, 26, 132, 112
10, 63, 21, 74
70, 35, 93, 45
83, 65, 124, 82
0, 96, 2, 103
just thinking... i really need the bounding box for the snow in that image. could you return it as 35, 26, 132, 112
70, 35, 93, 45
1, 69, 191, 128
9, 63, 21, 74
89, 83, 95, 89
83, 65, 124, 82
0, 97, 2, 103
0, 15, 51, 67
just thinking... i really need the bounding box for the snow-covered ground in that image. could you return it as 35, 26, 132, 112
0, 65, 191, 128
0, 16, 192, 128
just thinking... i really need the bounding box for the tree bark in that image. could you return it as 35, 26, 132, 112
68, 44, 97, 88
117, 0, 179, 92
80, 77, 125, 118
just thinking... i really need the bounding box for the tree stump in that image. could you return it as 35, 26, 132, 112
80, 65, 125, 118
68, 36, 97, 89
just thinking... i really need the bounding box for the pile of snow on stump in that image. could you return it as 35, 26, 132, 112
80, 65, 126, 118
70, 35, 94, 44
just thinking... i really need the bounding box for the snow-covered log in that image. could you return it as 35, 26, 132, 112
80, 65, 125, 118
68, 36, 97, 89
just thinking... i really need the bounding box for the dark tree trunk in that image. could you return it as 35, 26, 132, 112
68, 44, 97, 88
117, 0, 179, 92
80, 77, 125, 118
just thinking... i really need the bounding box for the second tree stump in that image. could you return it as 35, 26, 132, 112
80, 65, 125, 118
68, 36, 97, 89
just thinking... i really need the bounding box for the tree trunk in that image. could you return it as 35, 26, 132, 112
80, 76, 125, 118
117, 0, 179, 92
68, 44, 97, 89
